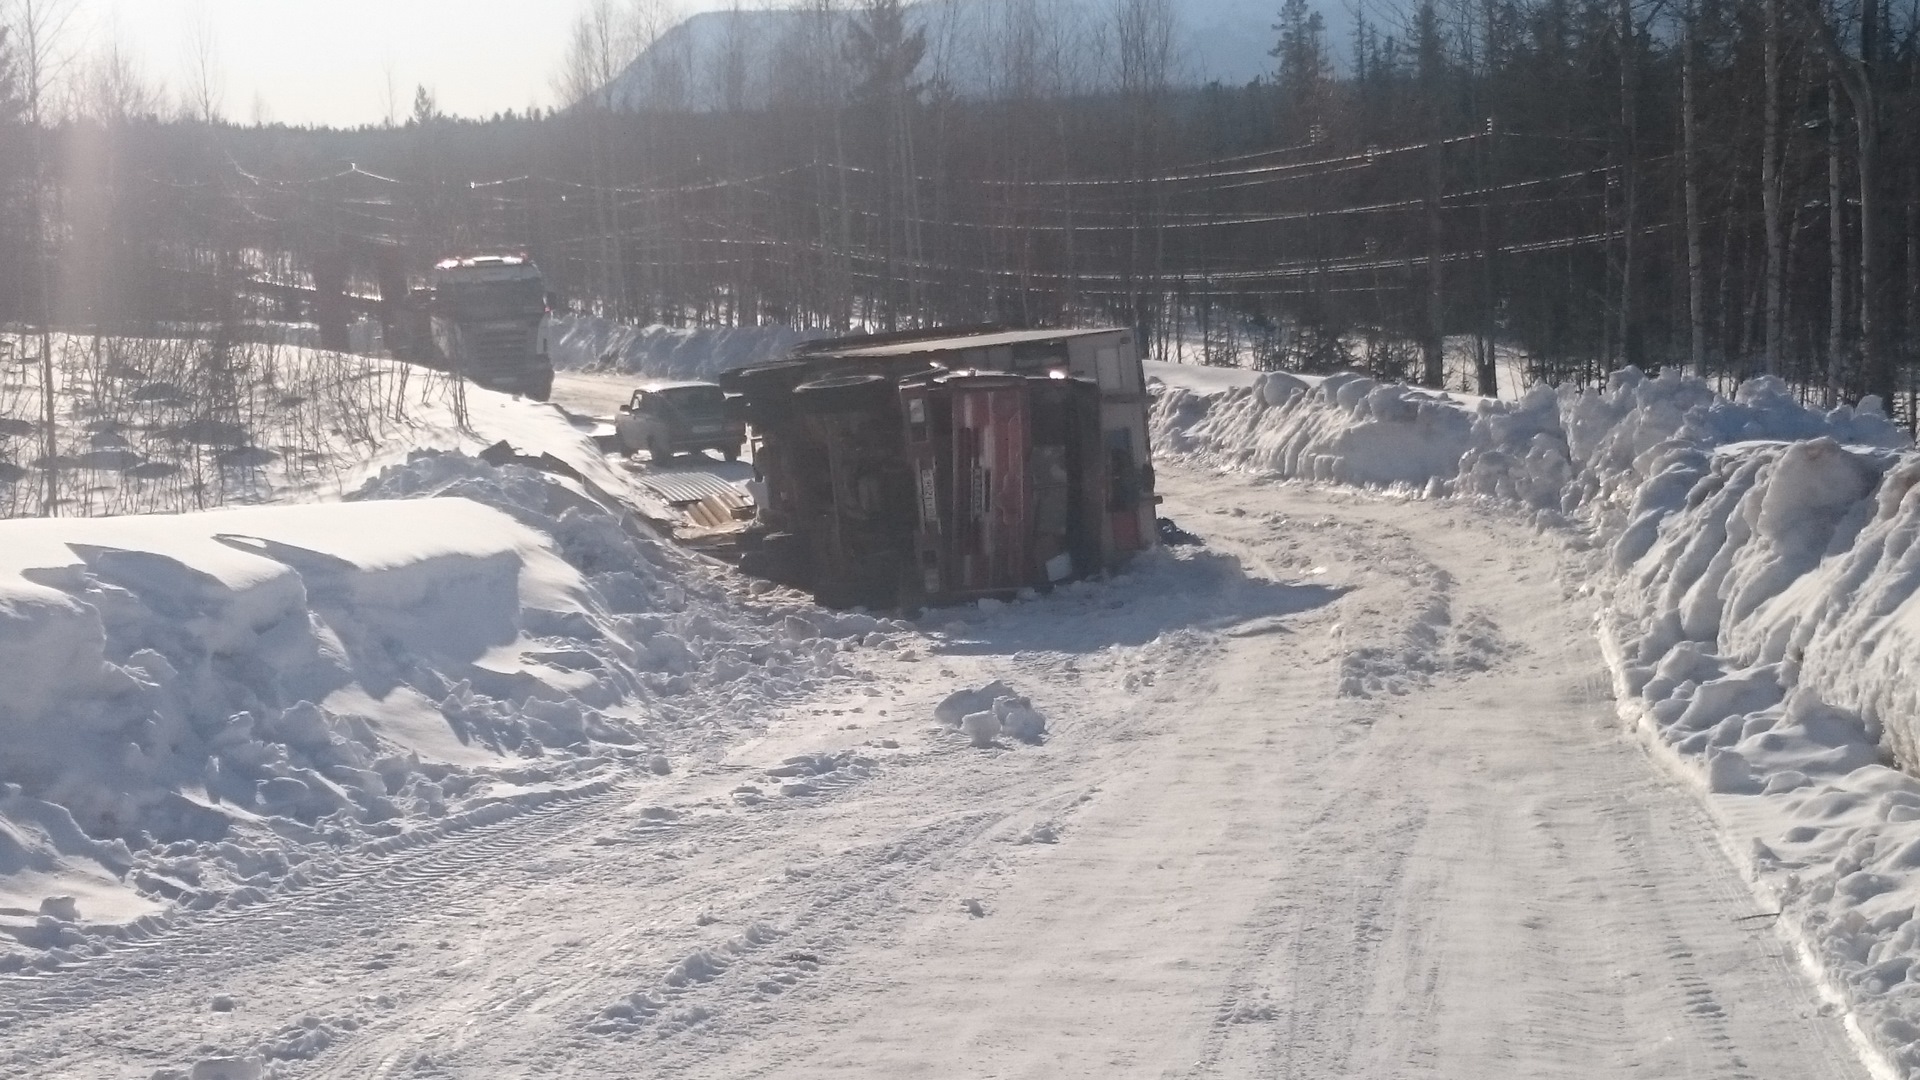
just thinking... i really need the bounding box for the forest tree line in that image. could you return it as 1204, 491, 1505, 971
1, 0, 1918, 416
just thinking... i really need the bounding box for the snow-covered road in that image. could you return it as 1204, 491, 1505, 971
551, 371, 640, 423
0, 463, 1872, 1079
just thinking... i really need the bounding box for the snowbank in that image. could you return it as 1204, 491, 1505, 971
548, 316, 821, 382
0, 394, 913, 968
1602, 437, 1920, 1075
1152, 369, 1475, 489
1156, 366, 1902, 504
1154, 366, 1920, 1075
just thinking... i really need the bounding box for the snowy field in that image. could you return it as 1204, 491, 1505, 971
0, 333, 616, 517
3, 334, 1920, 1077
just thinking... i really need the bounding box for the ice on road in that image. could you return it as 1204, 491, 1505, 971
0, 464, 1868, 1079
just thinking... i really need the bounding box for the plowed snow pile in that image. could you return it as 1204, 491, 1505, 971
0, 351, 899, 973
1152, 362, 1920, 1074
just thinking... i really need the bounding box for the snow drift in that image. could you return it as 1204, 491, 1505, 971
1151, 361, 1920, 1076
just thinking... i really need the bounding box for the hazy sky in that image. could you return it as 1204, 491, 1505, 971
73, 1, 732, 128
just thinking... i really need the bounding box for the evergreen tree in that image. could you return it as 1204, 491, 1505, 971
845, 0, 925, 107
1271, 0, 1330, 139
411, 84, 439, 127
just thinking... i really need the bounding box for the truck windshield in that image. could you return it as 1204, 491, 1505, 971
440, 278, 545, 321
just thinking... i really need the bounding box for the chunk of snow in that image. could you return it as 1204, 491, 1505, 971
189, 1057, 262, 1080
934, 681, 1014, 728
960, 711, 1001, 748
993, 696, 1047, 744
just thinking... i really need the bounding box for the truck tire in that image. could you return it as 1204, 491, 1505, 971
723, 361, 816, 426
723, 443, 743, 462
741, 531, 808, 587
793, 373, 894, 414
722, 360, 815, 397
649, 436, 671, 463
528, 363, 554, 402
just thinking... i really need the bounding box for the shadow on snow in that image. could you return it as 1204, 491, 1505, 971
926, 543, 1346, 657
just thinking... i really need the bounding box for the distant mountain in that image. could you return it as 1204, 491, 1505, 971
605, 0, 1351, 112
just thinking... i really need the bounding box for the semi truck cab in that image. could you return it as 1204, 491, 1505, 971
428, 254, 555, 401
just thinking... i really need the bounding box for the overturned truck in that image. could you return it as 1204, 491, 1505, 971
724, 327, 1157, 609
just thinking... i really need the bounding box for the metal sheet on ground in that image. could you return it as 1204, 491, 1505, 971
623, 457, 757, 542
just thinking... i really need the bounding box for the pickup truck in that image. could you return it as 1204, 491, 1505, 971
615, 381, 746, 462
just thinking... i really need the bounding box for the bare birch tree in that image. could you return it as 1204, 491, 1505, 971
181, 1, 221, 126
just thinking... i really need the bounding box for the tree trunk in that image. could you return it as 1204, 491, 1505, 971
1854, 100, 1887, 406
1476, 120, 1500, 396
1617, 0, 1639, 368
1856, 0, 1887, 407
1424, 136, 1445, 389
1906, 163, 1917, 432
1682, 3, 1708, 376
1762, 0, 1785, 378
1802, 0, 1892, 406
1719, 167, 1744, 373
1828, 66, 1846, 406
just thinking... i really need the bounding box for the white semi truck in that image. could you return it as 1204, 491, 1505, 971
427, 254, 555, 401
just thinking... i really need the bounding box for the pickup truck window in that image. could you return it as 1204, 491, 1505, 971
657, 386, 727, 412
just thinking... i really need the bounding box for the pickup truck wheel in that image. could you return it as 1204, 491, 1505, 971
649, 437, 671, 463
723, 444, 742, 462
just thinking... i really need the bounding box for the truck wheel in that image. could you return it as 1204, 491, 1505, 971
723, 443, 742, 462
649, 437, 671, 463
742, 531, 807, 587
793, 373, 894, 413
722, 360, 815, 426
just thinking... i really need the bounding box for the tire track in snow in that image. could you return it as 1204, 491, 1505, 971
1154, 466, 1866, 1080
587, 808, 1003, 1040
0, 782, 634, 1078
280, 803, 785, 1080
1178, 488, 1462, 1075
285, 727, 1017, 1077
275, 798, 763, 1077
296, 782, 1014, 1078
